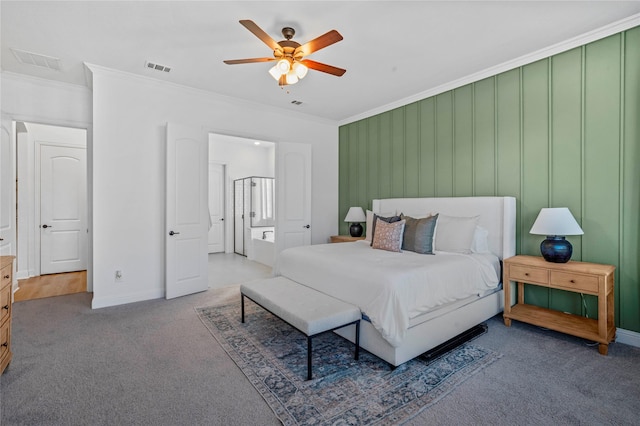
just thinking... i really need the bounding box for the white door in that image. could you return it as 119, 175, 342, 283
0, 119, 14, 256
40, 145, 87, 274
275, 142, 312, 255
166, 123, 208, 299
208, 163, 225, 253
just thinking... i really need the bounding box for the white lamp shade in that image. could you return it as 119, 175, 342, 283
292, 62, 308, 79
344, 207, 366, 223
276, 59, 290, 74
530, 208, 584, 236
268, 65, 281, 80
285, 70, 299, 85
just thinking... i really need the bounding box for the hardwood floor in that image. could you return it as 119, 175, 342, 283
14, 271, 87, 302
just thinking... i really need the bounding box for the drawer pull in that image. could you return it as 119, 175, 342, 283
524, 273, 529, 276
570, 279, 575, 283
2, 305, 8, 310
1, 342, 7, 348
2, 275, 9, 279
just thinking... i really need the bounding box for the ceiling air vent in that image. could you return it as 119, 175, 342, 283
145, 61, 171, 73
291, 100, 303, 106
11, 48, 61, 71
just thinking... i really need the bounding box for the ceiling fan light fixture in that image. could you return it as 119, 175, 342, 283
292, 62, 308, 79
276, 59, 291, 74
285, 70, 299, 85
268, 65, 281, 80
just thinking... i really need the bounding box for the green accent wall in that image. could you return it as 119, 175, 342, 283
339, 27, 640, 333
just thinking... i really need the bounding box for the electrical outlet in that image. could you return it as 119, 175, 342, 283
115, 270, 123, 281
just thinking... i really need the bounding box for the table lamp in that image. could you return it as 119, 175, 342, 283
344, 207, 366, 237
529, 207, 584, 263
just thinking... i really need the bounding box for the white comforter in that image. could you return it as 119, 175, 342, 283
274, 240, 500, 347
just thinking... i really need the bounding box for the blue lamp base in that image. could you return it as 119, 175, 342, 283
349, 223, 363, 237
540, 236, 572, 263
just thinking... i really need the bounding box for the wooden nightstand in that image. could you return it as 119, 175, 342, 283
330, 235, 365, 243
503, 255, 615, 355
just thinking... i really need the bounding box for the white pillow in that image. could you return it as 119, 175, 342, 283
434, 214, 479, 253
364, 210, 374, 242
471, 225, 490, 253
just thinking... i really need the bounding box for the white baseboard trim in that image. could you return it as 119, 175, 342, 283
91, 289, 164, 309
616, 327, 640, 348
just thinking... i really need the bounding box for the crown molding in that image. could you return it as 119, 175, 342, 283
1, 70, 90, 95
83, 63, 337, 126
339, 13, 640, 126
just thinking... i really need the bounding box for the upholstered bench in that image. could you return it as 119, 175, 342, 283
240, 276, 361, 380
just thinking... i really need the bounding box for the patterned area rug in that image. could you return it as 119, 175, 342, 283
196, 301, 502, 425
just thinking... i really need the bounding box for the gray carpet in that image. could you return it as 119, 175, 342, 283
2, 286, 640, 425
197, 301, 500, 425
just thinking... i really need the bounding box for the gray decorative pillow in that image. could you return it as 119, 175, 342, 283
369, 214, 402, 246
401, 214, 439, 254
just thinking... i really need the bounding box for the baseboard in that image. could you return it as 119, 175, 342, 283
91, 288, 164, 309
616, 327, 640, 348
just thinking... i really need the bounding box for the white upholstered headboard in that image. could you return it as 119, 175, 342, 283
372, 196, 516, 260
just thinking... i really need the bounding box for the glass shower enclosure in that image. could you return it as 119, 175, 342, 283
233, 176, 275, 256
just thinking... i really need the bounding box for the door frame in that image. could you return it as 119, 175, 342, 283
11, 118, 93, 292
208, 161, 226, 254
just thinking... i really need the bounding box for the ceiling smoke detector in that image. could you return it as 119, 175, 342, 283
145, 61, 171, 73
11, 48, 61, 71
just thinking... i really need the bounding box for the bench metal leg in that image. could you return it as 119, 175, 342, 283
355, 320, 360, 360
307, 336, 313, 380
241, 294, 245, 323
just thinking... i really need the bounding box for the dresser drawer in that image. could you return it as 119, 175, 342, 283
0, 319, 9, 360
0, 284, 10, 324
551, 271, 599, 295
509, 265, 549, 285
1, 264, 11, 289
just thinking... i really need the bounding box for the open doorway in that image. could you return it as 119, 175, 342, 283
207, 133, 275, 288
14, 122, 88, 301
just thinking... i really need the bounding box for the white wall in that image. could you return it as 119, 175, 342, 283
1, 69, 339, 309
1, 72, 93, 290
89, 64, 338, 308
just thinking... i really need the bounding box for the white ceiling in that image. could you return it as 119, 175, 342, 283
2, 1, 640, 123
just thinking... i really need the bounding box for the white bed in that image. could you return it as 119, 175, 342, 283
275, 196, 516, 366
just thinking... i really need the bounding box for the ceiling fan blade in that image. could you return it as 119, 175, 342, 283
295, 30, 343, 57
223, 58, 276, 65
239, 20, 280, 51
300, 59, 346, 77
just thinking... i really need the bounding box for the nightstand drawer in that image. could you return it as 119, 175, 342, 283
550, 271, 599, 294
509, 265, 549, 285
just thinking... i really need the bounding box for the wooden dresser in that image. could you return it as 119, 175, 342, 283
1, 255, 14, 374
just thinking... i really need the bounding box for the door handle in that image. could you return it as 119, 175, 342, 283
169, 231, 180, 236
42, 224, 52, 229
220, 218, 224, 221
303, 224, 310, 229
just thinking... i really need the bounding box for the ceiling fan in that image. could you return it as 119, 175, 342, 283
224, 20, 346, 86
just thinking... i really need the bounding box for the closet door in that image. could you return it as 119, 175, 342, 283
275, 143, 312, 254
165, 123, 208, 299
